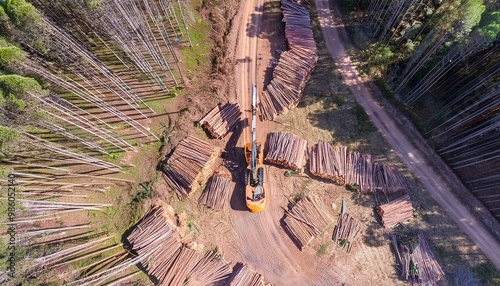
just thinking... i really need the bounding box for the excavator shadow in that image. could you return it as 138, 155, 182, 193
227, 146, 248, 211
223, 120, 250, 212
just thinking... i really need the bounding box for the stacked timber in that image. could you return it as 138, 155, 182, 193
125, 205, 183, 285
309, 142, 347, 184
377, 195, 413, 228
125, 205, 178, 256
161, 136, 220, 198
332, 213, 362, 253
227, 263, 264, 286
259, 0, 318, 120
309, 141, 411, 195
265, 132, 308, 171
372, 163, 409, 194
185, 248, 232, 286
199, 102, 241, 138
157, 245, 200, 286
391, 233, 444, 285
198, 173, 234, 210
283, 195, 334, 249
126, 206, 233, 286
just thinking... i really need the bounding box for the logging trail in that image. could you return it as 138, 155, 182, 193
227, 1, 351, 284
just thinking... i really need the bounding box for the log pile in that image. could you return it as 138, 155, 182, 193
259, 0, 318, 120
125, 205, 234, 286
391, 233, 444, 285
125, 205, 178, 256
372, 163, 410, 194
265, 132, 308, 171
161, 136, 220, 198
283, 195, 334, 249
199, 102, 241, 138
157, 245, 200, 286
185, 248, 233, 286
309, 141, 410, 195
227, 263, 264, 286
377, 195, 413, 228
198, 173, 234, 210
332, 213, 362, 253
309, 142, 346, 183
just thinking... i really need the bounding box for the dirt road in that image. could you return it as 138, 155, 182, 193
314, 0, 500, 269
229, 0, 348, 284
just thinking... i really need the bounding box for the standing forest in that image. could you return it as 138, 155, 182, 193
339, 0, 499, 219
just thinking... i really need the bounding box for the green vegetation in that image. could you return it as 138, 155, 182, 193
292, 191, 306, 202
2, 0, 41, 28
0, 74, 45, 113
345, 184, 358, 192
353, 104, 376, 132
474, 262, 500, 285
316, 242, 329, 256
179, 2, 210, 78
0, 125, 20, 154
131, 181, 153, 203
337, 239, 350, 248
0, 46, 26, 68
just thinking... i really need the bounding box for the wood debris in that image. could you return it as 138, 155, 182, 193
259, 0, 318, 120
265, 132, 308, 172
227, 263, 264, 286
332, 213, 362, 253
283, 195, 334, 250
198, 173, 234, 210
391, 233, 444, 285
161, 136, 221, 198
200, 102, 241, 138
309, 141, 411, 196
377, 195, 413, 228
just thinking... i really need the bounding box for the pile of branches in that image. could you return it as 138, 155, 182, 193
265, 132, 308, 171
391, 233, 445, 285
259, 0, 318, 120
198, 173, 234, 210
377, 195, 413, 228
125, 206, 232, 286
332, 213, 362, 253
161, 136, 221, 198
309, 141, 410, 196
199, 102, 241, 138
227, 263, 264, 286
282, 195, 334, 249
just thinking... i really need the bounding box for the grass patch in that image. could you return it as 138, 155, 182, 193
316, 242, 330, 256
353, 103, 377, 132
179, 1, 211, 79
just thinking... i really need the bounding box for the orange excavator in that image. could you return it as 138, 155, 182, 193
244, 84, 266, 213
